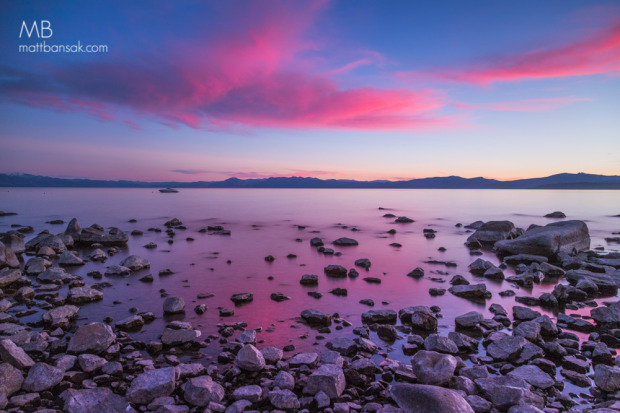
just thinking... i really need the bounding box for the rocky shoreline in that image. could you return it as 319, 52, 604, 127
1, 213, 620, 412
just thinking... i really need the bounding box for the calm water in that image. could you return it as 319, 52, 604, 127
1, 188, 619, 366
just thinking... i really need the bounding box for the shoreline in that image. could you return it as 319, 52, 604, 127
1, 212, 620, 412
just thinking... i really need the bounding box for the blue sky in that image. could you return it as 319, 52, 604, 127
1, 0, 619, 181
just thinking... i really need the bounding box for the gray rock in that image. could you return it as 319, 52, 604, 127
466, 221, 518, 245
324, 265, 348, 277
411, 350, 457, 385
115, 315, 144, 330
448, 284, 490, 300
362, 309, 397, 324
78, 226, 128, 246
333, 237, 358, 246
161, 328, 199, 346
38, 267, 75, 284
60, 387, 132, 413
225, 400, 251, 413
327, 337, 358, 356
127, 367, 176, 405
0, 362, 23, 396
183, 375, 225, 406
301, 309, 331, 326
487, 336, 527, 361
351, 358, 378, 375
230, 292, 253, 305
495, 220, 590, 258
274, 370, 295, 390
163, 297, 185, 314
236, 344, 265, 371
42, 305, 79, 327
24, 257, 51, 274
104, 265, 131, 276
513, 321, 541, 342
289, 352, 319, 367
68, 322, 116, 354
22, 362, 64, 391
566, 270, 618, 296
475, 376, 543, 410
304, 364, 346, 398
0, 268, 21, 288
58, 250, 84, 266
390, 383, 474, 413
0, 233, 25, 255
300, 274, 319, 285
424, 334, 458, 354
236, 329, 256, 345
232, 384, 262, 402
512, 306, 540, 321
0, 339, 35, 369
120, 255, 150, 271
399, 306, 437, 332
269, 388, 300, 409
594, 364, 620, 392
261, 347, 283, 364
55, 354, 77, 371
78, 354, 106, 373
508, 365, 554, 389
455, 311, 483, 329
466, 395, 491, 413
591, 301, 620, 327
67, 286, 103, 304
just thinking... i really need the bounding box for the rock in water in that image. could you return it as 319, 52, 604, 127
60, 388, 132, 413
301, 309, 332, 326
0, 268, 22, 287
163, 296, 185, 314
183, 375, 225, 406
68, 322, 116, 354
594, 364, 620, 392
466, 221, 518, 245
126, 367, 176, 405
495, 220, 590, 258
120, 255, 150, 271
390, 383, 475, 413
0, 242, 20, 269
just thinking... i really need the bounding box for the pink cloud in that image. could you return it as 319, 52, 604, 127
399, 23, 620, 85
456, 96, 592, 112
1, 1, 453, 131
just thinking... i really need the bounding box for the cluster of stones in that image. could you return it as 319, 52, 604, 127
1, 212, 620, 412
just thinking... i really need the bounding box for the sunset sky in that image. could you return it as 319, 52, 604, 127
1, 0, 619, 181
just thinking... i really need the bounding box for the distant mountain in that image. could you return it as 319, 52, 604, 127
1, 172, 619, 189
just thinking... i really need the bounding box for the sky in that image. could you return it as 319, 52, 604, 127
0, 0, 619, 182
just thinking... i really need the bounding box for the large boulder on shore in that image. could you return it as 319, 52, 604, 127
495, 220, 590, 258
467, 221, 519, 245
390, 383, 474, 413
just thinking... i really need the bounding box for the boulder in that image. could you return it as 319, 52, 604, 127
22, 362, 64, 391
38, 267, 75, 284
0, 339, 35, 369
232, 385, 262, 402
78, 226, 128, 246
326, 337, 357, 356
230, 292, 253, 305
495, 220, 590, 258
508, 365, 555, 389
161, 328, 199, 346
60, 388, 132, 413
324, 265, 348, 277
594, 364, 620, 392
399, 306, 437, 332
126, 367, 176, 405
411, 350, 457, 385
183, 375, 225, 406
566, 270, 618, 296
68, 322, 116, 354
300, 274, 319, 285
390, 383, 474, 413
333, 237, 358, 246
58, 250, 84, 266
0, 268, 21, 288
362, 309, 397, 324
236, 344, 265, 371
0, 362, 23, 396
591, 302, 620, 328
42, 305, 79, 327
301, 309, 332, 327
269, 388, 300, 410
424, 334, 458, 354
120, 255, 150, 271
163, 297, 185, 314
448, 284, 490, 300
0, 242, 19, 269
487, 336, 527, 361
466, 221, 518, 245
67, 286, 103, 304
475, 376, 544, 410
455, 311, 483, 329
78, 354, 107, 373
304, 364, 346, 398
0, 232, 25, 255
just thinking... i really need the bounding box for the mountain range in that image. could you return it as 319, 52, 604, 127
1, 172, 619, 189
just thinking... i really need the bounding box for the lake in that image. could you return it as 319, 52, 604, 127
1, 188, 619, 399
